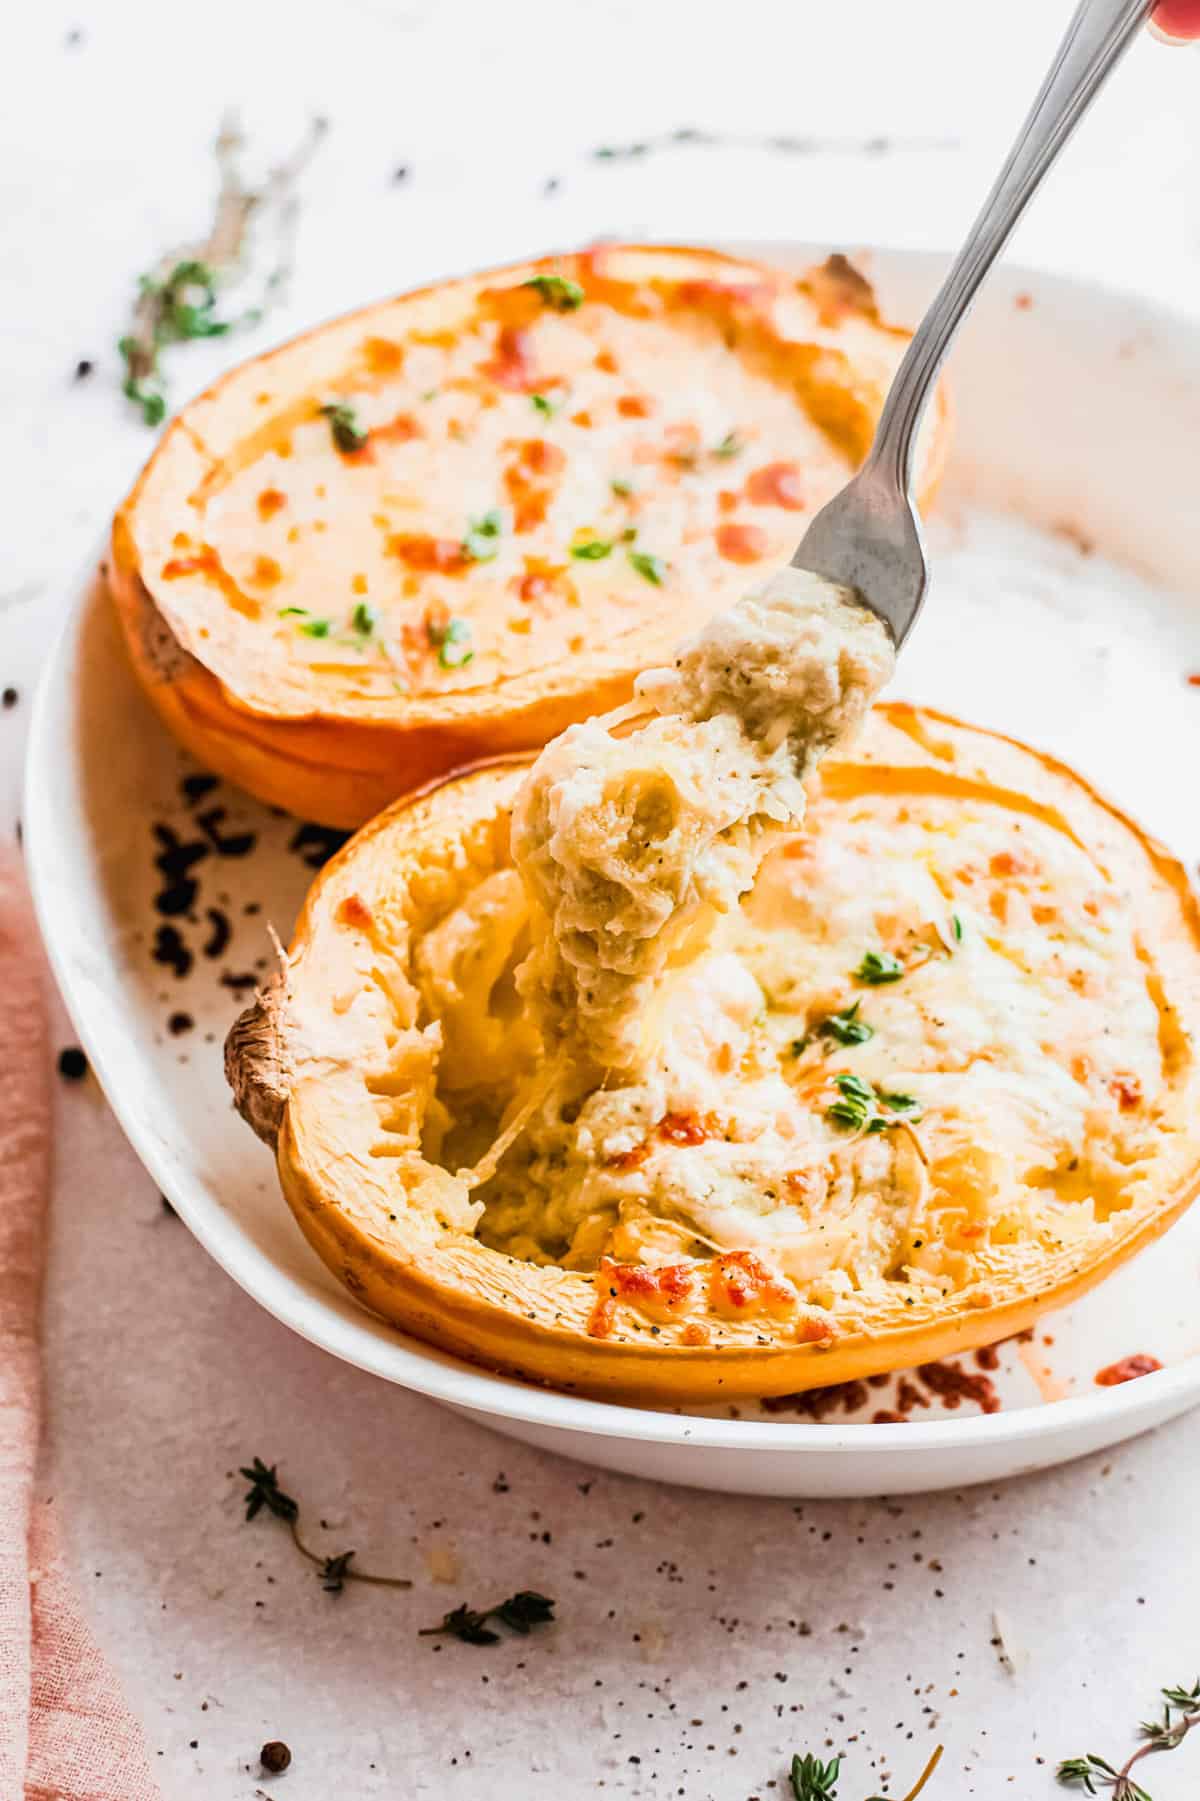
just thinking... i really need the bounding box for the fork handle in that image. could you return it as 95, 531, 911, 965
868, 0, 1155, 495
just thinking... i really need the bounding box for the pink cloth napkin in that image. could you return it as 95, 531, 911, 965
0, 857, 159, 1800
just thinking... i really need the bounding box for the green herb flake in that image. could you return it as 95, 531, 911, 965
826, 1072, 920, 1135
854, 948, 904, 985
571, 539, 613, 561
118, 336, 167, 427
462, 509, 504, 563
713, 430, 744, 459
299, 618, 332, 638
628, 549, 667, 586
430, 617, 474, 670
320, 402, 369, 454
817, 1000, 874, 1048
951, 913, 964, 942
610, 476, 635, 498
278, 606, 309, 618
531, 392, 559, 417
523, 274, 585, 311
351, 601, 377, 637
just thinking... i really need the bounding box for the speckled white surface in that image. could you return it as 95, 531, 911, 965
7, 1, 1200, 1795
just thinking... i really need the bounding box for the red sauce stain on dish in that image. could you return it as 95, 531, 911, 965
745, 460, 805, 510
762, 1380, 869, 1421
917, 1358, 1001, 1414
895, 1375, 930, 1414
974, 1343, 1001, 1371
1014, 292, 1034, 311
1095, 1353, 1162, 1386
1188, 673, 1200, 687
715, 522, 769, 564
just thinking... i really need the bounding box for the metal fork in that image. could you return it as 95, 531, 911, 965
793, 0, 1156, 648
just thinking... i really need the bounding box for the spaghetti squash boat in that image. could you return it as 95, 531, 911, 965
227, 701, 1200, 1404
110, 244, 948, 828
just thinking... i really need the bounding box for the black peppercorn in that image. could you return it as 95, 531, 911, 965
260, 1740, 292, 1774
57, 1047, 88, 1081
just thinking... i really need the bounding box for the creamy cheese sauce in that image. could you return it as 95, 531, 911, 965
133, 252, 911, 718
468, 780, 1167, 1304
510, 568, 894, 1069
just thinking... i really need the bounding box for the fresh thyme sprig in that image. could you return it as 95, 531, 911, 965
791, 1753, 842, 1799
790, 1744, 943, 1801
239, 1456, 412, 1596
119, 113, 325, 425
1058, 1681, 1200, 1799
420, 1590, 556, 1646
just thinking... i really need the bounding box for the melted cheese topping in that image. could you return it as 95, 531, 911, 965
465, 778, 1170, 1308
122, 248, 931, 722
510, 569, 893, 1069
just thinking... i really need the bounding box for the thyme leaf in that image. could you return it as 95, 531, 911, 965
523, 273, 585, 310
240, 1457, 298, 1522
420, 1590, 556, 1646
238, 1454, 411, 1595
817, 1000, 874, 1048
791, 1752, 841, 1799
854, 948, 904, 985
320, 401, 369, 453
787, 1744, 943, 1801
1058, 1679, 1200, 1797
628, 549, 667, 586
428, 615, 474, 669
571, 539, 613, 560
826, 1072, 920, 1135
118, 114, 325, 426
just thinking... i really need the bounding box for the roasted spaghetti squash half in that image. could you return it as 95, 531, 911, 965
111, 245, 947, 828
226, 705, 1200, 1403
